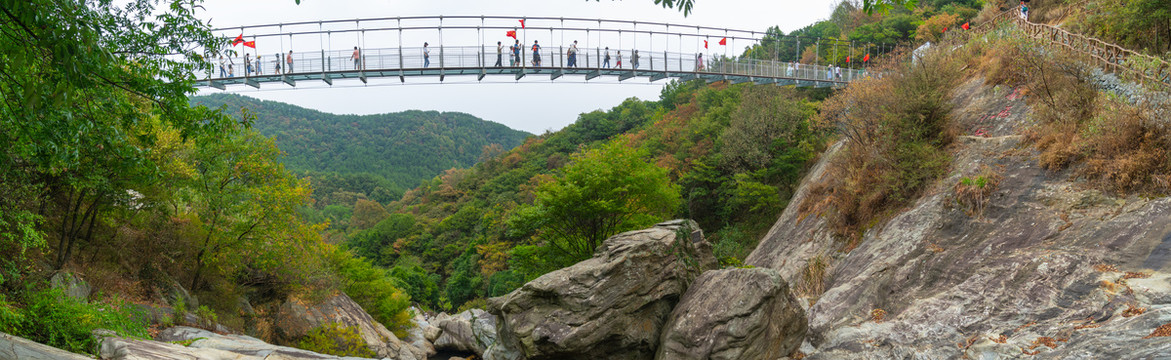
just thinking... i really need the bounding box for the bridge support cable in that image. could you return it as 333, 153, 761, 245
398, 19, 404, 82
439, 16, 445, 82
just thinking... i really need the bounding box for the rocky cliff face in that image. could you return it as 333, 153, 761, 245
748, 78, 1171, 358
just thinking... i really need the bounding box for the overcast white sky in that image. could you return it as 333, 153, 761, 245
195, 0, 841, 133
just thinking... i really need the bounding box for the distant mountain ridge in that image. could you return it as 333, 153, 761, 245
191, 93, 531, 200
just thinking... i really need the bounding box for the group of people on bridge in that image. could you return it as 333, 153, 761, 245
218, 50, 296, 77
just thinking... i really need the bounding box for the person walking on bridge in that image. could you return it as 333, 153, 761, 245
352, 46, 361, 70
218, 55, 227, 78
569, 40, 578, 67
616, 50, 622, 68
532, 40, 542, 67
513, 40, 522, 67
604, 47, 611, 68
696, 53, 704, 71
424, 42, 431, 68
255, 55, 262, 75
632, 50, 640, 69
286, 50, 294, 74
244, 53, 252, 76
495, 41, 504, 67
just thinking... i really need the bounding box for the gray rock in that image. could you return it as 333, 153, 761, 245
488, 220, 717, 360
403, 307, 437, 358
655, 268, 807, 360
0, 331, 92, 360
275, 293, 419, 360
100, 326, 387, 359
49, 271, 91, 301
746, 77, 1171, 358
432, 308, 497, 357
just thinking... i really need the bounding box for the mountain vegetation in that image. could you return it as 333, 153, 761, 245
0, 0, 414, 354
191, 94, 531, 205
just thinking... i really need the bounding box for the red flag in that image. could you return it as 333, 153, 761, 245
962, 22, 970, 30
243, 40, 256, 49
847, 56, 851, 63
943, 27, 948, 33
519, 19, 525, 28
718, 37, 727, 46
506, 30, 517, 39
703, 40, 708, 49
232, 34, 244, 46
863, 53, 870, 62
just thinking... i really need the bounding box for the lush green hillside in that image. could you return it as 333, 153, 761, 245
191, 94, 531, 203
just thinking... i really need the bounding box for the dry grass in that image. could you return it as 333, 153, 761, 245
953, 166, 1003, 217
977, 29, 1171, 196
1093, 263, 1118, 272
1123, 271, 1151, 280
795, 255, 829, 300
801, 46, 963, 244
1145, 322, 1171, 339
1122, 303, 1147, 317
870, 308, 887, 323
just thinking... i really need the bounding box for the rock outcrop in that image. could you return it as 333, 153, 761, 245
49, 271, 91, 301
275, 293, 420, 360
655, 267, 806, 360
403, 307, 437, 358
746, 77, 1171, 358
0, 332, 92, 360
488, 220, 717, 360
431, 309, 497, 356
99, 326, 389, 360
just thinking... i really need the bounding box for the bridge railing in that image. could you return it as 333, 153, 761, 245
209, 44, 874, 85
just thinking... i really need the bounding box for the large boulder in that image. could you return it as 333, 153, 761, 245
402, 307, 437, 358
431, 308, 498, 356
49, 271, 91, 301
0, 332, 92, 360
488, 220, 717, 360
655, 268, 807, 360
275, 293, 420, 360
99, 326, 387, 360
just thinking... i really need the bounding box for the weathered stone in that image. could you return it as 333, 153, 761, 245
275, 293, 419, 360
99, 326, 387, 360
0, 332, 92, 360
403, 307, 437, 358
746, 77, 1171, 358
655, 267, 807, 360
49, 271, 91, 301
432, 308, 497, 357
488, 220, 717, 360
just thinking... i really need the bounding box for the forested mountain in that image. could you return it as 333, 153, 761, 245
192, 94, 531, 203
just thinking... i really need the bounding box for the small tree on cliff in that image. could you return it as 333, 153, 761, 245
509, 140, 681, 270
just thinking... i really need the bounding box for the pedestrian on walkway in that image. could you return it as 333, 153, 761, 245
616, 50, 622, 68
274, 53, 282, 74
424, 42, 431, 67
286, 50, 294, 74
569, 40, 578, 67
495, 41, 504, 67
532, 40, 542, 66
513, 40, 522, 67
696, 53, 704, 71
218, 55, 227, 78
255, 55, 262, 75
245, 53, 252, 75
603, 47, 611, 68
228, 56, 234, 77
632, 50, 640, 69
352, 46, 361, 70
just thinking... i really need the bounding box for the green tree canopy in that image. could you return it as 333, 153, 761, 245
509, 141, 681, 264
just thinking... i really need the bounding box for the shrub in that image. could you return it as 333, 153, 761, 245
0, 287, 148, 354
804, 46, 962, 245
954, 167, 1003, 217
329, 247, 413, 339
297, 322, 376, 358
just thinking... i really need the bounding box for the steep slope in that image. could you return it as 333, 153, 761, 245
749, 68, 1171, 358
192, 94, 531, 199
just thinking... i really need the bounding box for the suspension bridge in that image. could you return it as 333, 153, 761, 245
197, 16, 893, 90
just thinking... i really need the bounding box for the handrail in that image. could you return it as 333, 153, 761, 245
956, 9, 1170, 89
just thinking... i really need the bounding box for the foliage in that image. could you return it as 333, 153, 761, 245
192, 94, 531, 205
954, 168, 1002, 217
297, 322, 376, 358
804, 45, 962, 246
1069, 0, 1171, 56
508, 141, 681, 267
915, 13, 961, 43
0, 287, 148, 355
328, 247, 413, 339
